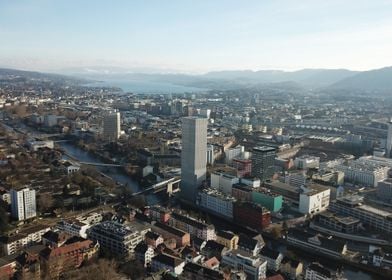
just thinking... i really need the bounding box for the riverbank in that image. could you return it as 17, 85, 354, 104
58, 141, 162, 205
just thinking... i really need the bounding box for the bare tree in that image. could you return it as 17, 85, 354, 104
62, 259, 123, 280
38, 193, 54, 213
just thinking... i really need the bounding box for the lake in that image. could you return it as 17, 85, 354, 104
87, 79, 207, 94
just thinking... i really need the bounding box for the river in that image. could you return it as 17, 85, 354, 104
59, 142, 160, 205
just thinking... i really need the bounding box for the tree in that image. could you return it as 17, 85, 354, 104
0, 205, 9, 233
120, 260, 145, 279
38, 193, 54, 213
271, 225, 282, 239
62, 259, 122, 280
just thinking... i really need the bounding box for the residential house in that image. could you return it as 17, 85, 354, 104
151, 253, 185, 275
215, 230, 238, 250
260, 247, 283, 272
135, 241, 155, 267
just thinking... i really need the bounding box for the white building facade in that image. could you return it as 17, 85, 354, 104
11, 188, 36, 221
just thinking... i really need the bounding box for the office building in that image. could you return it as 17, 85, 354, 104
329, 195, 392, 234
181, 117, 208, 202
103, 111, 121, 141
233, 158, 252, 178
377, 179, 392, 202
294, 155, 320, 170
210, 171, 239, 194
198, 188, 236, 220
11, 188, 36, 221
251, 146, 276, 181
232, 183, 253, 202
315, 211, 361, 233
298, 185, 330, 214
225, 145, 244, 164
335, 160, 389, 187
233, 202, 271, 230
282, 172, 307, 188
251, 188, 283, 212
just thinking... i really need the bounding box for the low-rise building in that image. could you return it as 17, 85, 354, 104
377, 179, 392, 203
294, 155, 320, 170
182, 262, 224, 280
233, 202, 271, 230
299, 184, 330, 214
329, 195, 392, 234
0, 225, 51, 255
198, 188, 236, 220
151, 253, 185, 275
282, 171, 307, 188
287, 229, 347, 259
152, 222, 190, 248
221, 249, 267, 280
260, 247, 283, 272
335, 160, 389, 187
240, 176, 261, 188
251, 187, 283, 212
149, 206, 171, 223
315, 211, 361, 233
215, 230, 238, 250
305, 263, 334, 280
57, 219, 91, 239
168, 211, 216, 240
280, 257, 303, 280
135, 241, 155, 267
145, 231, 164, 248
232, 158, 252, 178
210, 171, 239, 194
27, 140, 54, 152
0, 255, 17, 279
88, 221, 149, 259
237, 234, 264, 257
201, 240, 228, 260
40, 236, 99, 277
232, 183, 252, 202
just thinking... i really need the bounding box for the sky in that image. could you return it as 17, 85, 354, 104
1, 0, 392, 73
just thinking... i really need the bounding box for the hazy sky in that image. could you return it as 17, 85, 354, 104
1, 0, 392, 72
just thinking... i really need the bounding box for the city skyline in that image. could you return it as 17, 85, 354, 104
1, 0, 392, 72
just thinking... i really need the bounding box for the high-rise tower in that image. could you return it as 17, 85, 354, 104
11, 188, 36, 221
386, 120, 392, 158
251, 146, 276, 182
103, 111, 121, 141
181, 117, 208, 202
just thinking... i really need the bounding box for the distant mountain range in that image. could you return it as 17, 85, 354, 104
1, 66, 392, 94
329, 66, 392, 92
57, 66, 392, 93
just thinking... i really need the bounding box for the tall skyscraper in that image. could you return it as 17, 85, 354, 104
103, 111, 121, 141
11, 188, 36, 221
251, 146, 276, 182
386, 120, 392, 158
181, 117, 208, 202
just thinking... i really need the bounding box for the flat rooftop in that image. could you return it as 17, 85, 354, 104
253, 146, 276, 152
358, 204, 392, 218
